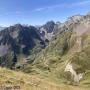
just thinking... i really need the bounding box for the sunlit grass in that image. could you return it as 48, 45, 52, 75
0, 67, 89, 90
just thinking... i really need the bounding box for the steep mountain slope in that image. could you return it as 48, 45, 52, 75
23, 14, 90, 88
0, 20, 73, 69
38, 21, 62, 41
0, 24, 45, 68
38, 21, 56, 41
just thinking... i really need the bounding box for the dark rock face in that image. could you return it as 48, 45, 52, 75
42, 21, 55, 33
0, 24, 45, 68
38, 21, 57, 41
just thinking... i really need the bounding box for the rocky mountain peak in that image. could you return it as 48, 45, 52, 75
68, 15, 83, 23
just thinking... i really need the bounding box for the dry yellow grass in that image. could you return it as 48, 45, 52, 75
0, 67, 89, 90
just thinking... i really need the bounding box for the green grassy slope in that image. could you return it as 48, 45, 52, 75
0, 67, 89, 90
22, 16, 90, 89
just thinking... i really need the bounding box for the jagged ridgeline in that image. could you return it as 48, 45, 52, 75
0, 13, 90, 89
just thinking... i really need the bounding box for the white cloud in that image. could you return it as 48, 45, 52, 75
34, 8, 45, 11
14, 11, 22, 14
34, 0, 90, 12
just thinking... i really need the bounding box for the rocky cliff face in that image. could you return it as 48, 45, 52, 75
0, 24, 45, 68
38, 21, 62, 41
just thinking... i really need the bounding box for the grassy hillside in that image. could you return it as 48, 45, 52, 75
22, 15, 90, 89
0, 67, 89, 90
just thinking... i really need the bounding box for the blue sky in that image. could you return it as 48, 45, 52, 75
0, 0, 90, 26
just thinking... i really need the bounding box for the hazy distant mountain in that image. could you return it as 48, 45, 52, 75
0, 26, 5, 31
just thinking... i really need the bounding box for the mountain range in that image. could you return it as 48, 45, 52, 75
0, 13, 90, 90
